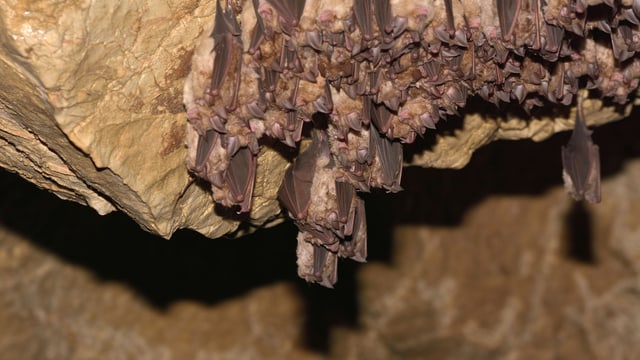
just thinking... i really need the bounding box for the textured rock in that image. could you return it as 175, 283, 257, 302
0, 0, 635, 242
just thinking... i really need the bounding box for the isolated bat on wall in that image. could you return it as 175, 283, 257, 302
561, 97, 601, 203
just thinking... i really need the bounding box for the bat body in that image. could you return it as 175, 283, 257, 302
278, 129, 330, 220
561, 97, 601, 203
497, 0, 521, 41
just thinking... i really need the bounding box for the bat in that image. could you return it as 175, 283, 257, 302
297, 237, 338, 288
224, 147, 257, 212
496, 0, 521, 41
313, 80, 334, 113
312, 244, 338, 288
354, 0, 374, 40
195, 129, 220, 173
335, 180, 355, 225
611, 26, 635, 62
248, 0, 266, 54
370, 125, 403, 192
544, 24, 565, 56
444, 0, 455, 36
278, 129, 330, 220
371, 103, 393, 134
374, 0, 393, 36
339, 197, 367, 262
210, 0, 241, 96
561, 96, 601, 203
265, 0, 306, 35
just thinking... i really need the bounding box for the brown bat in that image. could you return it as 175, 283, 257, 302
496, 0, 521, 41
225, 147, 257, 213
210, 0, 241, 96
265, 0, 306, 35
561, 96, 601, 203
354, 0, 374, 40
278, 129, 330, 220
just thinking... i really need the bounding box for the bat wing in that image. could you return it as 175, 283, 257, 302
370, 126, 403, 192
195, 129, 219, 172
249, 0, 266, 52
339, 197, 367, 262
444, 0, 455, 34
225, 147, 257, 213
265, 0, 306, 33
210, 0, 242, 93
561, 98, 601, 203
497, 0, 521, 41
353, 0, 374, 40
278, 130, 329, 219
278, 166, 311, 220
371, 103, 392, 134
296, 235, 338, 288
585, 144, 601, 203
350, 198, 368, 262
335, 181, 355, 225
374, 0, 393, 34
312, 245, 338, 288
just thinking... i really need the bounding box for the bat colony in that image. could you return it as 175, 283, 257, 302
184, 0, 626, 286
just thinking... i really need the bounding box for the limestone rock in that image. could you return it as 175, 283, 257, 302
0, 1, 633, 240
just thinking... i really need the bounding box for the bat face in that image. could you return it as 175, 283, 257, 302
561, 97, 601, 203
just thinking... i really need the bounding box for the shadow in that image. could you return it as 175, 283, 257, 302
0, 170, 300, 308
0, 104, 639, 354
563, 202, 596, 264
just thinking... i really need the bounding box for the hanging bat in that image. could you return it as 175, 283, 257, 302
210, 0, 241, 96
278, 129, 330, 220
369, 124, 403, 192
338, 197, 367, 262
296, 236, 338, 288
561, 96, 601, 203
265, 0, 306, 35
224, 147, 257, 213
353, 0, 374, 40
496, 0, 521, 42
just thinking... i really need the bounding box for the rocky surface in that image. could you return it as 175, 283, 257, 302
1, 115, 640, 358
0, 1, 635, 240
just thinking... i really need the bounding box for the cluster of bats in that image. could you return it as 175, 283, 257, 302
181, 0, 628, 286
